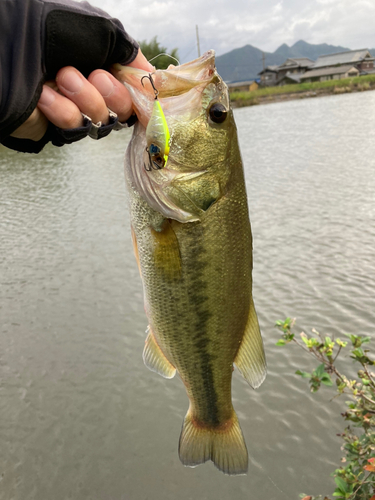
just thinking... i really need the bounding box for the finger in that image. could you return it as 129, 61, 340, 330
10, 108, 48, 141
37, 85, 84, 129
56, 67, 109, 124
127, 49, 155, 72
88, 70, 133, 123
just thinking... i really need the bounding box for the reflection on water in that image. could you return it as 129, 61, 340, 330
1, 91, 374, 500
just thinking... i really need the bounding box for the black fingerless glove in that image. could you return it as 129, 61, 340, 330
0, 0, 139, 153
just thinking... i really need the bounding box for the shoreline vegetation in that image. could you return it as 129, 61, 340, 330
230, 74, 375, 107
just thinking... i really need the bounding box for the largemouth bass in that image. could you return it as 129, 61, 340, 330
115, 51, 266, 475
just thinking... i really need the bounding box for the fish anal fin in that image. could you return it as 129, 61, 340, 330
150, 219, 182, 280
234, 298, 267, 389
143, 326, 176, 379
179, 409, 248, 476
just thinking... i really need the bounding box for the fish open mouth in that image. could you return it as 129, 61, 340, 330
116, 51, 229, 223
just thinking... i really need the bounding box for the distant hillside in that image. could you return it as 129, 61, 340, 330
216, 40, 350, 82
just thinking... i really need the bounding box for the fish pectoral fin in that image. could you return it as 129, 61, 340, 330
234, 298, 267, 389
143, 326, 176, 379
179, 409, 248, 476
150, 219, 182, 281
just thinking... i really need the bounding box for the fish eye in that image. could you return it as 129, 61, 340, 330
209, 103, 227, 124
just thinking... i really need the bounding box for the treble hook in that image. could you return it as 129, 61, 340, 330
141, 73, 159, 100
144, 146, 164, 171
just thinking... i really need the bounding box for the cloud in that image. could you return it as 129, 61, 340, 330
89, 0, 375, 62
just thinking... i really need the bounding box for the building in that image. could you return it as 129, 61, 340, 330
258, 66, 279, 87
276, 58, 315, 79
258, 58, 314, 86
300, 65, 359, 83
227, 80, 259, 93
301, 49, 374, 82
277, 72, 306, 85
311, 49, 374, 72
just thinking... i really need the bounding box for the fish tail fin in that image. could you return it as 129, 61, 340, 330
178, 409, 248, 476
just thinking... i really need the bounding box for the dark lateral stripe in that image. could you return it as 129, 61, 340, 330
186, 229, 220, 426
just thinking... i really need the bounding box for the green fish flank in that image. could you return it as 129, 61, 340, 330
118, 50, 267, 476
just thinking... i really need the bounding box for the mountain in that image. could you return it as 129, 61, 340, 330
288, 40, 349, 60
216, 40, 350, 82
214, 44, 264, 83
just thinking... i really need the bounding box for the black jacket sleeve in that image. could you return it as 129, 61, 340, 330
0, 0, 138, 146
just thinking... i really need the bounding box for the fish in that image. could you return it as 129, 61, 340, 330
115, 50, 266, 476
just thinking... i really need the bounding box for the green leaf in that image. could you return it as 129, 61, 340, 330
308, 338, 320, 348
276, 339, 286, 346
336, 338, 348, 348
315, 364, 325, 378
321, 374, 333, 386
333, 490, 345, 498
335, 477, 348, 493
352, 348, 365, 359
296, 370, 311, 378
301, 335, 309, 346
344, 333, 356, 345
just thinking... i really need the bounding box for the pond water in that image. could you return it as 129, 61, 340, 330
1, 90, 374, 500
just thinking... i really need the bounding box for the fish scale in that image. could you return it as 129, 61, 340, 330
117, 50, 267, 475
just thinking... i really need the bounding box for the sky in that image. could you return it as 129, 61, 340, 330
89, 0, 375, 63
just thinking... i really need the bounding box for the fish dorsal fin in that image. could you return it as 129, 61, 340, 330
143, 326, 176, 379
234, 298, 267, 389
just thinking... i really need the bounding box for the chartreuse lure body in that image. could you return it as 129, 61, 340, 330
142, 74, 171, 171
146, 99, 170, 170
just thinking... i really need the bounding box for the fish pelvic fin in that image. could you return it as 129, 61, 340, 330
143, 326, 176, 379
178, 409, 248, 476
235, 297, 267, 389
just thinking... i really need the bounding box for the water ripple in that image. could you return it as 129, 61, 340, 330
1, 93, 374, 499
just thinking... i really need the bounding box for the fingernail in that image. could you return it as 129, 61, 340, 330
38, 86, 56, 107
91, 73, 114, 98
58, 69, 84, 94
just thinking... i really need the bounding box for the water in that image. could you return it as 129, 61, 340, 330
1, 91, 374, 500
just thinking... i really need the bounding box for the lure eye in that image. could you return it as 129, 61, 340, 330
149, 144, 160, 155
209, 103, 227, 124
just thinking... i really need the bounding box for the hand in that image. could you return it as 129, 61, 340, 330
11, 50, 154, 142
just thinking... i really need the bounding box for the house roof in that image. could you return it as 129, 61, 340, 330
278, 58, 314, 70
258, 65, 279, 74
300, 65, 359, 79
312, 49, 374, 68
278, 72, 304, 84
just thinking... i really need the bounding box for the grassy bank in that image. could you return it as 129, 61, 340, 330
230, 74, 375, 107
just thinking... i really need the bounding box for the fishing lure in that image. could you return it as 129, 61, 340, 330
141, 74, 171, 171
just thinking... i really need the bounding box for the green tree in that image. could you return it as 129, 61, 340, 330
139, 36, 179, 70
